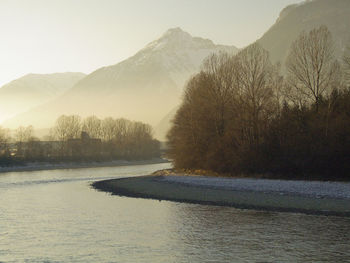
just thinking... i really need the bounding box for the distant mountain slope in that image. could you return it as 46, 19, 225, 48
154, 106, 179, 141
257, 0, 350, 64
4, 28, 238, 131
0, 72, 86, 124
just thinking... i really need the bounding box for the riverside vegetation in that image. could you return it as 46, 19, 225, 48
168, 26, 350, 180
0, 115, 160, 165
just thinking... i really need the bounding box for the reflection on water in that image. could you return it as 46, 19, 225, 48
0, 163, 349, 262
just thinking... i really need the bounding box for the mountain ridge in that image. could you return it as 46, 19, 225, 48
3, 28, 238, 131
0, 72, 86, 124
257, 0, 350, 64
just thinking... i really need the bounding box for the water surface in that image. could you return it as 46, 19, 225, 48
0, 163, 349, 262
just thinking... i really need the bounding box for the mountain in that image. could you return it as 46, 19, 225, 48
257, 0, 350, 64
0, 72, 86, 124
4, 28, 238, 133
154, 106, 179, 141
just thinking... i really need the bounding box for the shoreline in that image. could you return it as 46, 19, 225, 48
0, 158, 169, 174
92, 174, 350, 217
155, 169, 350, 182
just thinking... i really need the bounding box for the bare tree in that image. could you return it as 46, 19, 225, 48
15, 126, 34, 143
344, 46, 350, 86
286, 26, 339, 111
344, 46, 350, 68
0, 126, 11, 157
53, 115, 82, 141
101, 117, 117, 142
201, 52, 237, 137
235, 43, 276, 148
82, 116, 102, 138
167, 73, 216, 168
269, 63, 285, 115
114, 118, 130, 142
14, 126, 35, 158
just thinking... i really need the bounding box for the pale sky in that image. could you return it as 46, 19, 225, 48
0, 0, 304, 87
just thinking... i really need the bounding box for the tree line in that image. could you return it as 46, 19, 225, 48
167, 26, 350, 180
0, 115, 160, 164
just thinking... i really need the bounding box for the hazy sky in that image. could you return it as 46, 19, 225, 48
0, 0, 304, 87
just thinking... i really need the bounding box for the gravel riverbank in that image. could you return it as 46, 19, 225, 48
92, 174, 350, 216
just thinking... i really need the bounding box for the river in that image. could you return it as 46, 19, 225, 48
0, 163, 349, 262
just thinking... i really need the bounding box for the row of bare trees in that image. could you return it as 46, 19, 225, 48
0, 115, 160, 163
168, 26, 350, 179
51, 115, 160, 160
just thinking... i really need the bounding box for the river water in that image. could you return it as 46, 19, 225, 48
0, 163, 349, 262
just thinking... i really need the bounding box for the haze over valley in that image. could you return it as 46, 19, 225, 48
2, 28, 238, 134
0, 72, 85, 123
1, 0, 349, 141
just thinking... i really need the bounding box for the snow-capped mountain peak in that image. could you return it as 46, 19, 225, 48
141, 27, 215, 53
129, 28, 237, 85
161, 27, 192, 40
